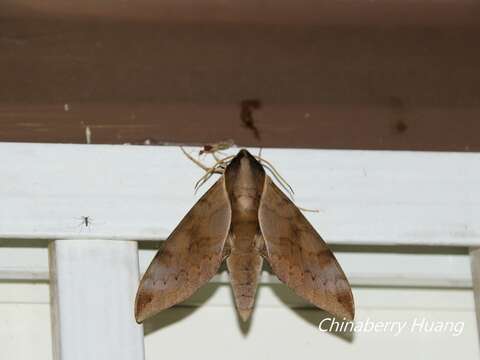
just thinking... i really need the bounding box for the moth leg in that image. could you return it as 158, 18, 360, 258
181, 146, 227, 192
296, 206, 320, 213
258, 243, 268, 259
199, 142, 235, 168
194, 164, 226, 192
222, 242, 232, 261
181, 146, 212, 172
212, 154, 234, 167
182, 146, 230, 176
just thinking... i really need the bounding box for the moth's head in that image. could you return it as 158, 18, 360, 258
225, 149, 264, 177
231, 149, 261, 166
236, 148, 254, 159
227, 149, 294, 198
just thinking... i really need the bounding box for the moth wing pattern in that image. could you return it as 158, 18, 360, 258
258, 177, 354, 320
135, 177, 231, 323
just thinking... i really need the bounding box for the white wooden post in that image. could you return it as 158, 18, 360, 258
49, 240, 144, 360
470, 247, 480, 342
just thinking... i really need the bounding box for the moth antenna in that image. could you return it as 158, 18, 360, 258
260, 162, 292, 195
254, 155, 318, 213
254, 156, 295, 197
254, 157, 291, 190
262, 163, 295, 199
212, 152, 222, 163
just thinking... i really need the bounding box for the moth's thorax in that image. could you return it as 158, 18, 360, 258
225, 150, 265, 214
231, 159, 261, 211
224, 150, 265, 252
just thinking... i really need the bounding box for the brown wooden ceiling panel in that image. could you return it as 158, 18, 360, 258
1, 2, 480, 150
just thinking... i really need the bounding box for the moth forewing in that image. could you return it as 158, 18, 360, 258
134, 177, 231, 323
258, 176, 355, 320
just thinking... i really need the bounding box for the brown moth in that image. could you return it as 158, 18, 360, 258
135, 149, 354, 323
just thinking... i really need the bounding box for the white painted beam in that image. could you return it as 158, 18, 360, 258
0, 142, 479, 246
49, 240, 144, 360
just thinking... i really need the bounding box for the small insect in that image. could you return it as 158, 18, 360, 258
78, 216, 93, 229
240, 99, 262, 140
199, 139, 235, 156
135, 149, 353, 323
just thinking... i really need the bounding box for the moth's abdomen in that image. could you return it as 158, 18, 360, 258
226, 225, 264, 321
226, 252, 263, 322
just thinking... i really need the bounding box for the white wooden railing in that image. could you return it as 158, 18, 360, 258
1, 142, 479, 358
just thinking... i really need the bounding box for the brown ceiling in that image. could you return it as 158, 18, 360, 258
1, 1, 480, 150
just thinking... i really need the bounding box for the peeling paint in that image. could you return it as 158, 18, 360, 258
85, 126, 92, 144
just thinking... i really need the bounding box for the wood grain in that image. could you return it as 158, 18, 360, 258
1, 8, 480, 150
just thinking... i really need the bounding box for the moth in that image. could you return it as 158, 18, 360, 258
135, 149, 354, 323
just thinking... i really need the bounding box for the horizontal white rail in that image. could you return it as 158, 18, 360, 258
0, 245, 471, 288
0, 142, 479, 246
